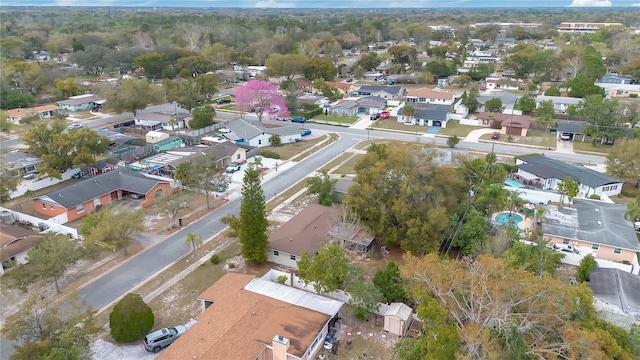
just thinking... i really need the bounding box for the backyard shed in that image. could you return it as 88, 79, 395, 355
383, 302, 413, 337
145, 130, 169, 144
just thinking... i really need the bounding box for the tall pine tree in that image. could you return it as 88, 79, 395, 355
239, 166, 269, 265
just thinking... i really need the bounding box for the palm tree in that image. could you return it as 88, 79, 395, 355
533, 207, 548, 236
401, 104, 415, 123
185, 232, 203, 258
168, 117, 177, 131
625, 195, 640, 222
477, 183, 509, 217
506, 190, 525, 223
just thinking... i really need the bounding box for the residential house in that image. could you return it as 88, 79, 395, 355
88, 158, 118, 177
157, 273, 344, 360
436, 78, 448, 87
2, 151, 41, 176
327, 220, 375, 257
596, 74, 636, 85
136, 120, 164, 132
0, 224, 42, 275
535, 95, 582, 114
353, 85, 405, 100
56, 94, 104, 112
294, 78, 312, 93
328, 99, 359, 117
358, 96, 388, 115
135, 111, 188, 131
226, 119, 301, 148
324, 81, 356, 96
296, 94, 329, 107
542, 199, 640, 274
405, 88, 456, 106
463, 51, 500, 67
476, 112, 532, 136
557, 122, 587, 141
33, 168, 172, 223
7, 104, 59, 124
332, 176, 354, 204
589, 268, 640, 316
478, 92, 519, 110
593, 76, 640, 98
155, 141, 253, 178
483, 77, 522, 91
514, 155, 623, 198
397, 105, 451, 127
557, 22, 624, 33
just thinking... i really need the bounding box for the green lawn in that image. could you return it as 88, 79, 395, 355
332, 155, 363, 175
372, 119, 428, 133
572, 140, 613, 155
312, 114, 359, 124
438, 120, 482, 137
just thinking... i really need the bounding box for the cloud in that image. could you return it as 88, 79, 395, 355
569, 0, 612, 6
254, 0, 294, 7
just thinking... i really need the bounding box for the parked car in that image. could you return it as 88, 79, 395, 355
216, 97, 231, 104
491, 132, 500, 140
291, 117, 306, 123
143, 326, 187, 353
71, 171, 83, 179
219, 127, 232, 133
225, 162, 241, 173
560, 133, 571, 140
301, 129, 312, 136
635, 221, 640, 231
370, 113, 381, 120
131, 193, 144, 199
380, 111, 390, 119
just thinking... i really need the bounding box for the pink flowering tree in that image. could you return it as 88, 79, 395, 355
233, 80, 289, 122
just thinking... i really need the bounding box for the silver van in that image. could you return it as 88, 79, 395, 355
143, 326, 187, 353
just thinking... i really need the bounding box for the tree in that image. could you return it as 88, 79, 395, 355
536, 99, 555, 129
461, 87, 480, 113
265, 53, 307, 81
269, 134, 281, 146
347, 142, 466, 253
401, 104, 415, 117
356, 52, 380, 71
544, 86, 561, 96
55, 78, 85, 99
346, 266, 384, 320
0, 111, 12, 133
446, 135, 460, 148
625, 196, 640, 223
401, 253, 632, 359
484, 97, 504, 113
518, 94, 536, 113
580, 95, 625, 145
9, 233, 81, 294
104, 79, 162, 116
503, 240, 564, 276
4, 293, 98, 360
233, 80, 288, 122
476, 183, 509, 217
109, 293, 154, 343
577, 254, 598, 282
83, 205, 145, 256
22, 119, 110, 179
557, 177, 579, 205
565, 75, 605, 98
166, 78, 205, 113
189, 105, 215, 130
0, 163, 19, 202
161, 195, 188, 227
175, 55, 213, 77
133, 52, 169, 79
388, 45, 417, 66
239, 166, 269, 265
373, 260, 407, 303
302, 57, 336, 81
297, 243, 351, 293
195, 73, 218, 100
306, 171, 337, 206
606, 139, 640, 187
185, 232, 203, 258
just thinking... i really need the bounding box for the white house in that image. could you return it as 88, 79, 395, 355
225, 119, 301, 148
535, 95, 582, 114
405, 87, 456, 106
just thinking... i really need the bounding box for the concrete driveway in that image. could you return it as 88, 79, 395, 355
463, 128, 497, 142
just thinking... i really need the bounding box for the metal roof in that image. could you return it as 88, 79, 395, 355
244, 276, 344, 316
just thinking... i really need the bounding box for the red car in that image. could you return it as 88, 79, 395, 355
491, 132, 500, 139
380, 111, 390, 119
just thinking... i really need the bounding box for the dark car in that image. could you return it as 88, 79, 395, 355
291, 117, 306, 123
370, 113, 381, 120
491, 132, 500, 140
216, 98, 231, 104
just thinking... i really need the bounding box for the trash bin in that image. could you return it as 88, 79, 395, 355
178, 218, 183, 226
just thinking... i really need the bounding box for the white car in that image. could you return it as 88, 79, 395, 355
560, 133, 571, 140
219, 127, 231, 133
225, 162, 241, 173
634, 221, 640, 231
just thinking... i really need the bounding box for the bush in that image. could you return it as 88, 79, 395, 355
576, 254, 598, 282
228, 262, 236, 269
259, 149, 280, 159
630, 94, 638, 98
447, 135, 460, 148
589, 194, 601, 200
109, 293, 154, 343
353, 307, 368, 320
276, 275, 288, 284
210, 254, 220, 264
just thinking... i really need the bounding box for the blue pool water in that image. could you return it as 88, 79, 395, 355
493, 213, 523, 227
504, 178, 525, 188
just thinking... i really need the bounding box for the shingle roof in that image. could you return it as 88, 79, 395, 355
589, 268, 640, 316
477, 112, 532, 129
535, 95, 582, 105
226, 119, 300, 139
358, 96, 387, 108
356, 85, 404, 96
0, 225, 42, 262
557, 122, 586, 134
406, 87, 455, 100
516, 155, 621, 188
7, 104, 59, 118
410, 105, 450, 121
542, 199, 640, 251
269, 204, 335, 256
36, 168, 168, 209
158, 273, 334, 360
330, 99, 359, 111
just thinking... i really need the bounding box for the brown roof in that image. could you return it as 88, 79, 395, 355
7, 104, 59, 118
0, 225, 42, 262
406, 87, 455, 100
326, 81, 353, 91
478, 112, 532, 129
269, 204, 336, 256
158, 273, 330, 360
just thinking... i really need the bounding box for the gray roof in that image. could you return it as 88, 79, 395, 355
589, 268, 640, 317
244, 276, 343, 316
410, 105, 450, 121
355, 85, 404, 96
478, 92, 519, 105
542, 199, 640, 251
37, 168, 168, 209
56, 94, 103, 106
517, 155, 621, 188
358, 96, 387, 109
535, 95, 582, 105
557, 122, 586, 134
226, 119, 299, 139
2, 151, 41, 170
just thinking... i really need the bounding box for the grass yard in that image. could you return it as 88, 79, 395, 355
263, 134, 328, 160
489, 128, 557, 148
332, 155, 362, 175
572, 140, 613, 155
372, 119, 428, 134
438, 120, 481, 137
312, 114, 359, 124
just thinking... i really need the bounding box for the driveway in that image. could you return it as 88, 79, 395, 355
555, 137, 575, 153
463, 128, 496, 142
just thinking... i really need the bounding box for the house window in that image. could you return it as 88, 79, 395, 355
237, 154, 241, 160
614, 248, 622, 254
482, 120, 489, 125
591, 244, 599, 250
273, 250, 279, 256
42, 204, 46, 209
258, 139, 262, 145
76, 204, 84, 213
562, 239, 570, 245
93, 198, 101, 207
50, 205, 54, 210
290, 255, 296, 261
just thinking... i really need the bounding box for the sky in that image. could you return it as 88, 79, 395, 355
5, 0, 640, 8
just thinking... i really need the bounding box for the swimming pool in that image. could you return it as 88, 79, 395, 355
503, 178, 525, 188
493, 212, 523, 227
